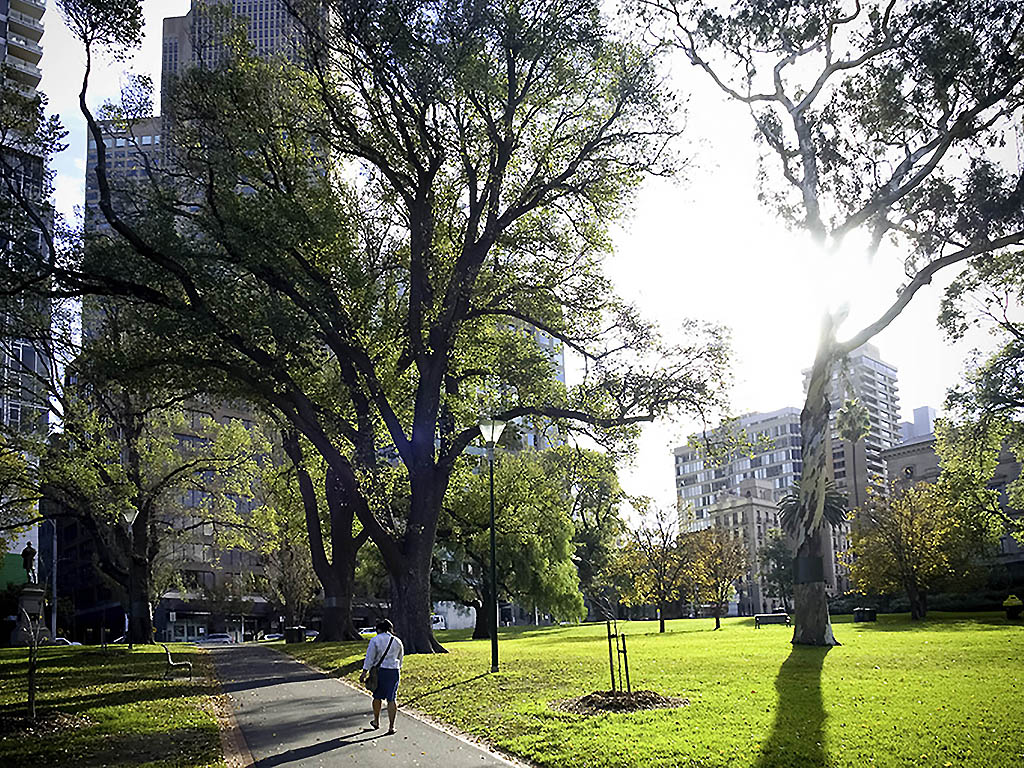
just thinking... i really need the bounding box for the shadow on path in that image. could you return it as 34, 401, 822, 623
755, 645, 831, 768
253, 730, 388, 767
402, 673, 489, 707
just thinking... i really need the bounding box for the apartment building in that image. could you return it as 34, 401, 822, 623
1, 0, 44, 98
705, 478, 785, 615
673, 407, 803, 528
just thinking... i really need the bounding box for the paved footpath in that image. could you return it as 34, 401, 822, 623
210, 644, 518, 768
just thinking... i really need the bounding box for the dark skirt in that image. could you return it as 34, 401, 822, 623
373, 667, 400, 701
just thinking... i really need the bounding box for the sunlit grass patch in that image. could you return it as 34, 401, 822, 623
0, 644, 222, 768
283, 612, 1024, 768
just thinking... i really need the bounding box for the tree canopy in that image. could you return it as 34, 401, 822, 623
0, 0, 733, 651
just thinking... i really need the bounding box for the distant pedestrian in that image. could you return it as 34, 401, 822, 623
359, 618, 404, 735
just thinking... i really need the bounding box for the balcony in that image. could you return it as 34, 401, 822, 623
7, 32, 43, 64
11, 0, 46, 20
7, 8, 45, 40
4, 56, 42, 88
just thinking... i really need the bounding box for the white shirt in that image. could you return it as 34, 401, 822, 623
363, 632, 404, 671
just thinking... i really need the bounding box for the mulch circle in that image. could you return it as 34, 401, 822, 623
0, 712, 93, 738
552, 690, 690, 716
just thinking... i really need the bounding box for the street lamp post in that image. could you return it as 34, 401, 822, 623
122, 509, 139, 650
478, 418, 506, 674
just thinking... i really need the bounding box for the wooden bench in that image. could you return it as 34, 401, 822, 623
161, 643, 193, 680
754, 613, 791, 629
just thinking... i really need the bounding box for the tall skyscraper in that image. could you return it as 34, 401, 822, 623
162, 0, 299, 111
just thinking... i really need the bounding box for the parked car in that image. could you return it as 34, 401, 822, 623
52, 637, 81, 646
304, 629, 319, 639
200, 633, 235, 644
358, 626, 377, 635
261, 633, 284, 641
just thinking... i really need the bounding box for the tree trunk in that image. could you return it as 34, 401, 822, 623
791, 530, 839, 645
129, 558, 154, 645
391, 560, 445, 653
714, 608, 721, 630
285, 434, 363, 642
320, 568, 361, 641
907, 584, 927, 620
472, 601, 490, 639
793, 318, 841, 647
658, 602, 665, 633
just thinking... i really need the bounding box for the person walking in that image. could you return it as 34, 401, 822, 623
359, 618, 404, 734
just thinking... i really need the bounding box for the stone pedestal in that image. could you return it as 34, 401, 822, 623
10, 583, 52, 647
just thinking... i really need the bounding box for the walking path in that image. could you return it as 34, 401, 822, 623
210, 644, 518, 768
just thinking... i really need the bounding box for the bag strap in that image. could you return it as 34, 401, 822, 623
372, 635, 395, 669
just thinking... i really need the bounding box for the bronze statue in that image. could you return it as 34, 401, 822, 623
21, 542, 37, 583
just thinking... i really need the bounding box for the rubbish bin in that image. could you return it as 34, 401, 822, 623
284, 626, 307, 644
853, 607, 877, 622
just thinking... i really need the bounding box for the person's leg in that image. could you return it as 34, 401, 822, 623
386, 699, 397, 733
371, 698, 382, 728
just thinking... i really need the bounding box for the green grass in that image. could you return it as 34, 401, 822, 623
0, 644, 223, 768
282, 613, 1024, 768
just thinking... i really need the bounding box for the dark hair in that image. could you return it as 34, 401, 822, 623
376, 618, 394, 633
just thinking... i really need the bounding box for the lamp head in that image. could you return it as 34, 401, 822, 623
122, 509, 140, 527
478, 418, 506, 446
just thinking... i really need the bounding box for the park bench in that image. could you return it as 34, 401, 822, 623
161, 643, 193, 680
754, 613, 791, 629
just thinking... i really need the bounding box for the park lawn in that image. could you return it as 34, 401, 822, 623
0, 644, 223, 768
283, 613, 1024, 768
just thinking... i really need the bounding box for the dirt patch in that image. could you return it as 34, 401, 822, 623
552, 690, 690, 716
0, 711, 93, 738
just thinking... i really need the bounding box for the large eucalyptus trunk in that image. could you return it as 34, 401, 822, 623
793, 318, 841, 647
386, 465, 448, 653
791, 528, 838, 645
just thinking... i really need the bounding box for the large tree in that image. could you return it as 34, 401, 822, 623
541, 445, 627, 614
645, 0, 1024, 644
693, 526, 747, 630
0, 0, 733, 652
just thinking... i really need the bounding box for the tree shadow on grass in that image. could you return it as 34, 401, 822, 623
401, 673, 489, 707
755, 646, 832, 768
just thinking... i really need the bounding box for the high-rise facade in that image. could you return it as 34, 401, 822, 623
0, 0, 48, 593
162, 0, 298, 110
1, 0, 44, 98
673, 407, 803, 528
804, 343, 901, 508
